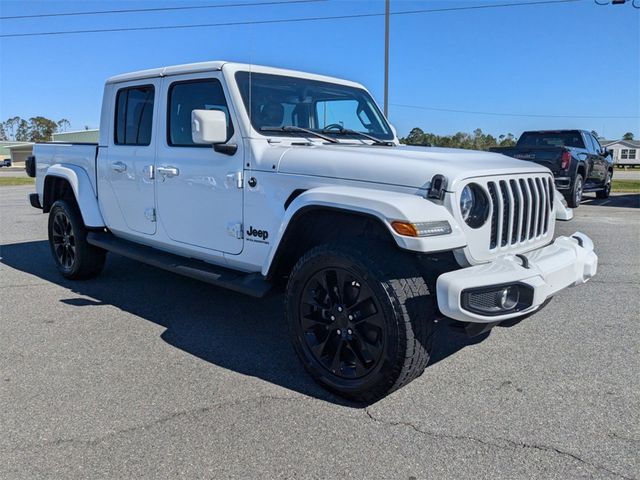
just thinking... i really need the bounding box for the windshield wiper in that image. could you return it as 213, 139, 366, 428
321, 126, 395, 146
260, 126, 340, 144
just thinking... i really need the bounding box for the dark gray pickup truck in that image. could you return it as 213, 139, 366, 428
491, 130, 613, 207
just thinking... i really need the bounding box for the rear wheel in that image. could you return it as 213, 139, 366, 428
285, 242, 438, 403
48, 199, 106, 279
566, 173, 584, 208
596, 171, 612, 199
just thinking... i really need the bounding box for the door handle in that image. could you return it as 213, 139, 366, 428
157, 166, 180, 178
111, 161, 127, 173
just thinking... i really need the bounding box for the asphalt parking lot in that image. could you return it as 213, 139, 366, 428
1, 185, 638, 479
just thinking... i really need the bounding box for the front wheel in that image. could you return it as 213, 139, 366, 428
285, 242, 438, 403
48, 199, 106, 279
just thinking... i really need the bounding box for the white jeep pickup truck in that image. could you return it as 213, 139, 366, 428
26, 61, 597, 402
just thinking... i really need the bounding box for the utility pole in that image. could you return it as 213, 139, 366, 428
383, 0, 390, 117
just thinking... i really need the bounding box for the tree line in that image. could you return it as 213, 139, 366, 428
0, 116, 71, 143
399, 127, 517, 150
400, 127, 636, 149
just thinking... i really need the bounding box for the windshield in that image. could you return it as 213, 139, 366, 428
518, 131, 585, 148
235, 71, 394, 141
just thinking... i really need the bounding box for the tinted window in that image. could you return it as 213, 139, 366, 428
114, 86, 154, 145
518, 132, 585, 148
591, 135, 602, 153
168, 79, 233, 147
235, 71, 393, 141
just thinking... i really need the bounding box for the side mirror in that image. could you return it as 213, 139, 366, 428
191, 109, 228, 145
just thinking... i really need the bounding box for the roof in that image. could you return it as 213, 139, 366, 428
601, 139, 640, 148
0, 141, 33, 156
52, 129, 100, 143
105, 61, 364, 89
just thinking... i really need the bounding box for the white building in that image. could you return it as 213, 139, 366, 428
601, 139, 639, 166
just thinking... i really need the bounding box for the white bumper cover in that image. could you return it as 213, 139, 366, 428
436, 232, 597, 323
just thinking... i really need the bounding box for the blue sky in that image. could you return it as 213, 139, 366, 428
0, 0, 638, 139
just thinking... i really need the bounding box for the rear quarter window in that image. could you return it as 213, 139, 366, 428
114, 85, 155, 146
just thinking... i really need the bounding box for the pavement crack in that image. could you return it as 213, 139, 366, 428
363, 408, 634, 480
7, 394, 296, 454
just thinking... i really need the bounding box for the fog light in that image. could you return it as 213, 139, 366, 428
461, 284, 533, 316
499, 286, 519, 310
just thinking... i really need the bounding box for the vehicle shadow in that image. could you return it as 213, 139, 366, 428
581, 193, 639, 208
0, 240, 486, 406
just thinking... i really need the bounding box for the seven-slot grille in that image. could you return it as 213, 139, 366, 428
486, 176, 554, 250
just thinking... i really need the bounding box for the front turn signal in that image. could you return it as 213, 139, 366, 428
391, 221, 452, 237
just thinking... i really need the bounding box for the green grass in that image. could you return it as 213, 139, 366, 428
612, 179, 640, 193
0, 177, 35, 186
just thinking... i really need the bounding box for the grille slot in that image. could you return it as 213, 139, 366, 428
486, 175, 552, 250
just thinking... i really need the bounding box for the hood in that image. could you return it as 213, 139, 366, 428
274, 143, 550, 190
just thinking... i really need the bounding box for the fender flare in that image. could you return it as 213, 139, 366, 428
262, 185, 467, 275
45, 164, 105, 228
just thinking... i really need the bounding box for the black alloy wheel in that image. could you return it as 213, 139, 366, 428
299, 266, 385, 379
51, 210, 77, 271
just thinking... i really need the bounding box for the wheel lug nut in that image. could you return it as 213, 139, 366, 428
336, 329, 341, 335
330, 315, 335, 321
337, 306, 343, 312
348, 315, 353, 321
347, 329, 352, 335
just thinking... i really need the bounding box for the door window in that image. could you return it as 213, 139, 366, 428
114, 85, 155, 146
168, 79, 234, 147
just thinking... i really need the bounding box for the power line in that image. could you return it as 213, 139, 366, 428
0, 0, 325, 21
391, 103, 640, 119
0, 0, 586, 39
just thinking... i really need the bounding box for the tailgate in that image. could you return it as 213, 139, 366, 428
497, 147, 564, 174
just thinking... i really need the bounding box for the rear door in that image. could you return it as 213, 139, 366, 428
583, 133, 602, 184
154, 73, 244, 254
590, 134, 607, 183
98, 81, 159, 235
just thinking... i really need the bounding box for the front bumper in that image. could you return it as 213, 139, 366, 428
436, 232, 597, 323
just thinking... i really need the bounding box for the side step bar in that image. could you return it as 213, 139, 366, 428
86, 231, 272, 298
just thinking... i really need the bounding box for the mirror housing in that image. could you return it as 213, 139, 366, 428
191, 109, 228, 145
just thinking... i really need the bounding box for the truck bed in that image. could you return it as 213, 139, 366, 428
32, 142, 99, 198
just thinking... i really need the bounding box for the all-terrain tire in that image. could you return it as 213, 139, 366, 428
285, 242, 438, 403
48, 199, 106, 279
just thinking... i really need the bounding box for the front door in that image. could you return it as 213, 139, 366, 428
155, 74, 244, 254
98, 81, 159, 235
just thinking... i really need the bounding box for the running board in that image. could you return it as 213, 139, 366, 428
86, 231, 272, 298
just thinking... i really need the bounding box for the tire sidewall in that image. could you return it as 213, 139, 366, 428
285, 245, 406, 397
574, 174, 583, 206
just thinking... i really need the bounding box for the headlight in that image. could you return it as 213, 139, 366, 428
460, 183, 490, 228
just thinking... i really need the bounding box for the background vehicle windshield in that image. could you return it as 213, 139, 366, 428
235, 71, 393, 141
518, 131, 585, 148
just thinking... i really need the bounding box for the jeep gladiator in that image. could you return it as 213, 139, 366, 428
26, 62, 598, 401
490, 130, 614, 207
